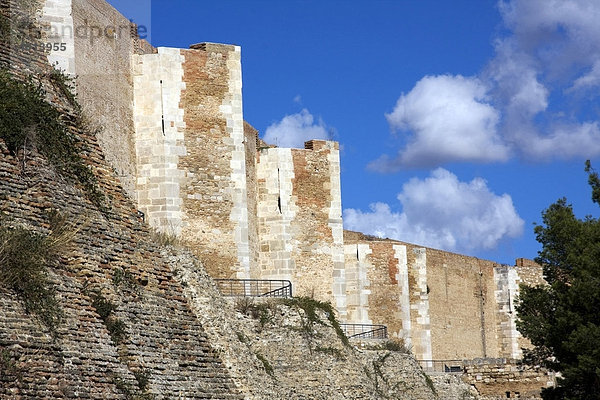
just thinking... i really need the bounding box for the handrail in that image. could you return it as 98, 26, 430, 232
340, 323, 388, 339
214, 279, 292, 298
417, 359, 465, 374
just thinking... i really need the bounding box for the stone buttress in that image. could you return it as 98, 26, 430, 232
132, 43, 251, 279
256, 140, 346, 317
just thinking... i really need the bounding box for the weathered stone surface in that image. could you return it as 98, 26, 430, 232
0, 1, 554, 399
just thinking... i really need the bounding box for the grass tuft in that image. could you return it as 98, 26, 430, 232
91, 293, 127, 345
254, 352, 274, 377
0, 212, 80, 337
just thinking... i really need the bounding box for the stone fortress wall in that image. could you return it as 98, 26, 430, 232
42, 0, 546, 364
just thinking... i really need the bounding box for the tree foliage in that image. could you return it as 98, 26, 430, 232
516, 161, 600, 399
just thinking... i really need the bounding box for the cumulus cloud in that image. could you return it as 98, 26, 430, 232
372, 0, 600, 168
370, 75, 509, 171
343, 169, 524, 252
488, 0, 600, 159
262, 109, 331, 148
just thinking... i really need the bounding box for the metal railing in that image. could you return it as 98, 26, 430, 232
340, 323, 388, 339
417, 359, 465, 374
214, 279, 292, 298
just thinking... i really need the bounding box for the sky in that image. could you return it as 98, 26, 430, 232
108, 0, 600, 265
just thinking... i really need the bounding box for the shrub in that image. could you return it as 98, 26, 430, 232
113, 267, 141, 295
133, 367, 151, 391
0, 348, 19, 378
364, 339, 411, 353
314, 346, 344, 360
0, 69, 105, 209
150, 228, 179, 247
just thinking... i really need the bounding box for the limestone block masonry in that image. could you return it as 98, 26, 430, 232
179, 43, 250, 279
256, 141, 346, 316
256, 147, 297, 280
132, 43, 251, 279
132, 47, 186, 235
394, 244, 412, 347
343, 243, 373, 324
342, 232, 546, 364
411, 247, 433, 363
40, 0, 76, 75
494, 265, 522, 359
71, 0, 142, 198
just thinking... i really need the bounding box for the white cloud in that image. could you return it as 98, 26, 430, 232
343, 168, 524, 252
518, 122, 600, 159
262, 109, 331, 148
370, 75, 509, 171
489, 0, 600, 159
498, 0, 600, 75
372, 0, 600, 168
570, 60, 600, 92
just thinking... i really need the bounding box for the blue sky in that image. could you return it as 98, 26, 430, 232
108, 0, 600, 265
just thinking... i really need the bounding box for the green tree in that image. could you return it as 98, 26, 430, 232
516, 161, 600, 400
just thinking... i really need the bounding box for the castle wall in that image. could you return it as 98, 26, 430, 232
37, 0, 548, 369
463, 359, 556, 399
342, 233, 534, 361
494, 265, 521, 359
424, 248, 499, 360
343, 243, 373, 324
256, 147, 297, 280
71, 0, 141, 197
131, 48, 186, 234
244, 122, 260, 278
179, 43, 250, 279
256, 141, 346, 315
132, 43, 251, 279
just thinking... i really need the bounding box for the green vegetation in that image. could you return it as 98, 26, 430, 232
112, 373, 155, 400
149, 228, 180, 247
48, 68, 78, 110
282, 296, 350, 347
421, 370, 437, 396
364, 339, 411, 354
91, 293, 127, 345
113, 267, 141, 295
234, 297, 276, 328
254, 352, 274, 377
368, 352, 399, 398
235, 330, 249, 344
133, 368, 152, 392
516, 161, 600, 399
0, 348, 19, 378
0, 211, 79, 337
314, 345, 344, 360
0, 70, 105, 209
